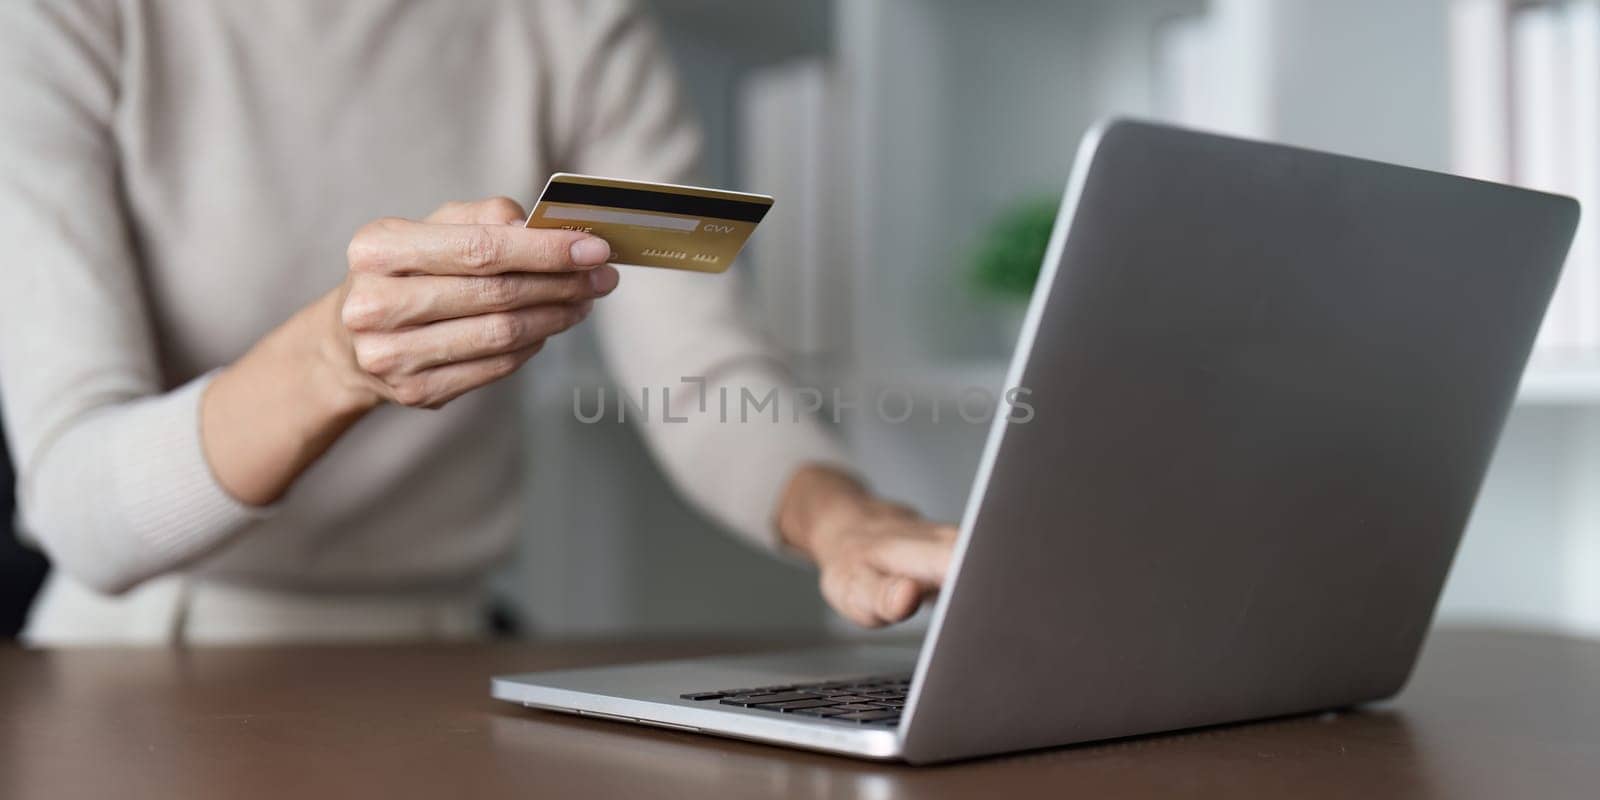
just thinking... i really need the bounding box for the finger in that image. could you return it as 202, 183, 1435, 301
840, 566, 925, 626
347, 217, 611, 276
355, 304, 587, 376
424, 196, 526, 226
863, 532, 956, 585
820, 565, 887, 628
344, 268, 620, 329
406, 304, 587, 370
845, 566, 890, 628
391, 342, 545, 409
876, 575, 923, 623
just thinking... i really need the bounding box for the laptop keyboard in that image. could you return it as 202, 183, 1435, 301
679, 674, 911, 727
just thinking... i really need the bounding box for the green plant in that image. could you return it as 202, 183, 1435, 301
970, 195, 1058, 300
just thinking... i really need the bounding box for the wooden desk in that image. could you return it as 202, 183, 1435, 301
0, 627, 1594, 799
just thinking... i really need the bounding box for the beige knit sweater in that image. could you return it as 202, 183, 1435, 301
0, 0, 843, 602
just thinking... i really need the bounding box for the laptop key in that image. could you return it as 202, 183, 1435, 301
678, 691, 728, 701
719, 691, 815, 707
833, 709, 901, 724
827, 703, 880, 713
791, 706, 853, 717
823, 695, 875, 703
760, 698, 843, 712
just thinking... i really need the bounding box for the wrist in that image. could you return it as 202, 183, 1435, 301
200, 287, 381, 506
776, 464, 872, 561
294, 287, 384, 420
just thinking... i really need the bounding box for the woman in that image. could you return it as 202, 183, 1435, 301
0, 0, 955, 643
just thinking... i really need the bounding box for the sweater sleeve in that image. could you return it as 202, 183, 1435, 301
0, 2, 269, 595
539, 0, 854, 549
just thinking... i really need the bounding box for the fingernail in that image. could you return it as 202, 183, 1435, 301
570, 237, 611, 266
588, 264, 620, 295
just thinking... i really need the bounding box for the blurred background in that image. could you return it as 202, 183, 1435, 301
500, 0, 1600, 640
7, 0, 1600, 641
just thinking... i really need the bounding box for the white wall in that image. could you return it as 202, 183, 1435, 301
1447, 404, 1600, 635
1444, 407, 1579, 628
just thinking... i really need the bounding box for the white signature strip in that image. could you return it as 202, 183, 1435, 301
540, 204, 700, 232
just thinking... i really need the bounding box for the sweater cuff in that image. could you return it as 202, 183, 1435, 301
116, 372, 276, 566
693, 368, 857, 551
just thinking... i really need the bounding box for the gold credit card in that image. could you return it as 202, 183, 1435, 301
524, 173, 773, 273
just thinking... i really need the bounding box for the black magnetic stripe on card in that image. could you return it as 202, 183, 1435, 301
542, 181, 770, 223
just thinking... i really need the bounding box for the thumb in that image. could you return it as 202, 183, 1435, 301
864, 534, 955, 586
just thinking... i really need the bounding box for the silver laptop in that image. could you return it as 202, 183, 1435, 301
493, 119, 1578, 764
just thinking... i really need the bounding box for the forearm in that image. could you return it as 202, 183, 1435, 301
201, 287, 379, 506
